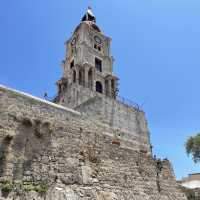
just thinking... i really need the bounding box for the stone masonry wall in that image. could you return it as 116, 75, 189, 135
0, 85, 187, 200
59, 83, 151, 153
75, 95, 150, 141
58, 83, 96, 109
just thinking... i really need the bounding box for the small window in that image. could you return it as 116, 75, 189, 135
98, 46, 101, 51
94, 44, 97, 49
95, 58, 102, 72
70, 60, 74, 68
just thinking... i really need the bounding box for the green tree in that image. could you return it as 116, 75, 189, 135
186, 133, 200, 163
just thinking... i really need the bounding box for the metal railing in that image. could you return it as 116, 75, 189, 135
116, 96, 142, 112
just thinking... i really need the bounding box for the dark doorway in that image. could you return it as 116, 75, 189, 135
96, 81, 103, 93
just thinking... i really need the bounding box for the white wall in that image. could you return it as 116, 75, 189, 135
182, 180, 200, 189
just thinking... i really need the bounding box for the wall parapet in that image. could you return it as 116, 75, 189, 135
0, 84, 81, 117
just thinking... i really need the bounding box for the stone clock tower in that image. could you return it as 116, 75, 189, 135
55, 7, 119, 108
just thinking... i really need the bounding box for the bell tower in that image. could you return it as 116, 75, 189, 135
55, 7, 119, 108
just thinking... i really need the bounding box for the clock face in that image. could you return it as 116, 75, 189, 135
71, 38, 76, 46
94, 36, 101, 44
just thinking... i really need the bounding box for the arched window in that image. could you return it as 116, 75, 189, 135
73, 70, 76, 83
70, 60, 74, 68
79, 69, 84, 86
88, 68, 93, 89
96, 81, 103, 93
95, 57, 102, 72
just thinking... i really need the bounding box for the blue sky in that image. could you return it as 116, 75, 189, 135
0, 0, 200, 179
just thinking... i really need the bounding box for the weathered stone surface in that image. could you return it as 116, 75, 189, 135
0, 85, 187, 199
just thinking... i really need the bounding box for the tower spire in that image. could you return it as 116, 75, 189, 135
82, 7, 96, 23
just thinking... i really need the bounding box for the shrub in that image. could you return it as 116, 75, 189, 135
35, 184, 48, 195
1, 181, 13, 193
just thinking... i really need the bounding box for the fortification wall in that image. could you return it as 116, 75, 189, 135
75, 95, 149, 138
0, 85, 186, 200
59, 83, 150, 144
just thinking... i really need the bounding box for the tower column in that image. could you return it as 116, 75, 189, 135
93, 70, 97, 91
111, 79, 116, 97
92, 69, 95, 90
76, 68, 79, 83
85, 68, 88, 87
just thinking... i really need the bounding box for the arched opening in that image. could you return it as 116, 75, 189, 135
95, 57, 102, 72
88, 68, 93, 89
105, 80, 109, 96
79, 69, 84, 86
73, 70, 76, 83
70, 60, 74, 68
96, 81, 103, 93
